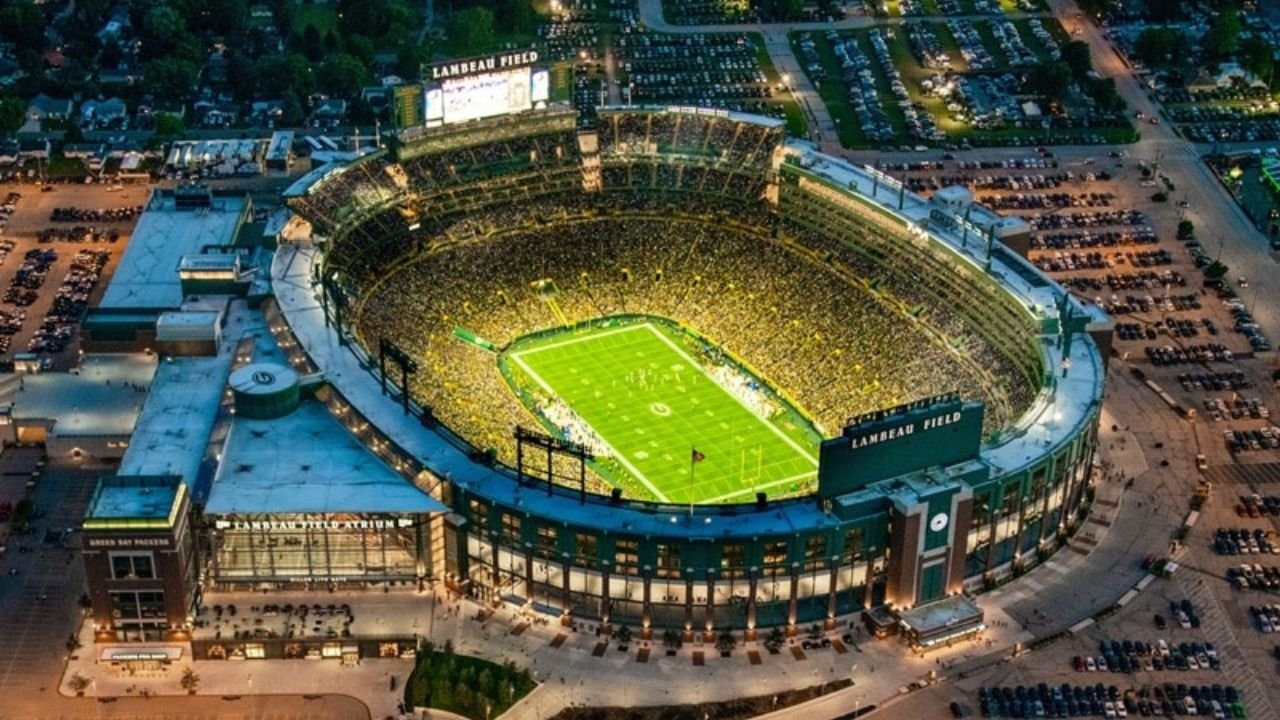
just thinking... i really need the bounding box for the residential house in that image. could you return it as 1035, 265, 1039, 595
81, 98, 129, 129
27, 94, 74, 122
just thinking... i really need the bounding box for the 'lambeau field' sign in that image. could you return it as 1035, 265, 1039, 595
817, 393, 984, 498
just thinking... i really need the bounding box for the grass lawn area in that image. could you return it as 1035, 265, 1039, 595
502, 320, 821, 505
852, 31, 909, 138
790, 33, 867, 148
405, 643, 535, 720
750, 33, 808, 138
292, 4, 339, 37
958, 122, 1139, 145
46, 155, 88, 180
972, 20, 1010, 69
932, 22, 972, 73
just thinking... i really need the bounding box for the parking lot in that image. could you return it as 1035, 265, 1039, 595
0, 181, 142, 368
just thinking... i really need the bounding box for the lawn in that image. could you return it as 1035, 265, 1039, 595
790, 32, 866, 148
502, 320, 821, 505
750, 33, 808, 139
405, 642, 535, 720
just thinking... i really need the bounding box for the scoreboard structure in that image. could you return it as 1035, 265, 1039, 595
423, 50, 550, 127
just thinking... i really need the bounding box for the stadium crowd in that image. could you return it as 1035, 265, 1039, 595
295, 110, 1037, 499
353, 205, 1029, 478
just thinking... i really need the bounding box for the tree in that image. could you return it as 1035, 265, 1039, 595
320, 53, 370, 99
155, 112, 185, 137
1134, 28, 1182, 67
0, 4, 46, 53
448, 7, 496, 55
396, 43, 430, 81
715, 630, 737, 655
1177, 220, 1195, 240
1204, 260, 1229, 280
281, 91, 305, 126
254, 53, 315, 99
180, 667, 201, 693
0, 97, 25, 135
139, 5, 192, 61
67, 673, 91, 695
340, 0, 394, 39
144, 58, 199, 102
612, 624, 632, 645
1023, 61, 1072, 101
1060, 41, 1093, 80
662, 629, 683, 652
1203, 5, 1242, 60
1239, 35, 1275, 88
764, 627, 786, 652
496, 0, 537, 36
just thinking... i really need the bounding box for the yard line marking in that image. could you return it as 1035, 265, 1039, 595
509, 352, 672, 503
511, 323, 650, 357
699, 470, 820, 504
641, 323, 819, 466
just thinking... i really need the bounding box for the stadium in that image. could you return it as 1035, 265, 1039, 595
276, 62, 1108, 639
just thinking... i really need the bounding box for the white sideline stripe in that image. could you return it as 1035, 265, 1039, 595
511, 323, 650, 357
641, 323, 820, 466
509, 352, 672, 504
701, 470, 819, 504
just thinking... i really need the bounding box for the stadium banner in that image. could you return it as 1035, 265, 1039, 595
423, 49, 548, 127
817, 396, 984, 498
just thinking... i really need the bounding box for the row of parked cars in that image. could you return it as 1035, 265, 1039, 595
1032, 229, 1159, 251
1223, 427, 1280, 453
1229, 563, 1280, 591
979, 682, 1244, 718
1215, 528, 1278, 556
1177, 371, 1252, 393
1145, 344, 1235, 366
1204, 397, 1269, 422
1236, 494, 1280, 518
1101, 294, 1202, 316
1030, 209, 1148, 231
1073, 637, 1220, 674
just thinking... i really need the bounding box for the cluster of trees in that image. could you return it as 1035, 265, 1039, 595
1133, 3, 1271, 86
442, 0, 539, 56
405, 641, 535, 720
1023, 40, 1125, 117
0, 0, 433, 129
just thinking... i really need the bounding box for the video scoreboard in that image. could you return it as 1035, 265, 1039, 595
423, 50, 549, 127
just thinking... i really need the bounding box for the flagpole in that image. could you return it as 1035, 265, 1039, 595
689, 448, 696, 518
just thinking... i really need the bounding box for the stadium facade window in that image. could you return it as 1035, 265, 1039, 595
469, 499, 489, 533
657, 543, 681, 579
536, 525, 558, 559
763, 541, 788, 577
110, 552, 156, 580
500, 512, 522, 545
575, 533, 597, 568
616, 539, 639, 576
720, 544, 745, 580
109, 590, 166, 622
803, 536, 827, 572
842, 528, 865, 566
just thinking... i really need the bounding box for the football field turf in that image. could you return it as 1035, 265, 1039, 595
506, 322, 820, 505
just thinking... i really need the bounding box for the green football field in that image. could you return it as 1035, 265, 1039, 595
505, 321, 820, 505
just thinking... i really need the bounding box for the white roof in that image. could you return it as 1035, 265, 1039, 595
156, 310, 221, 328
6, 354, 158, 437
205, 401, 445, 515
117, 353, 232, 483
100, 192, 246, 310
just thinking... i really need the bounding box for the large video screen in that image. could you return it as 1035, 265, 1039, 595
425, 67, 537, 126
